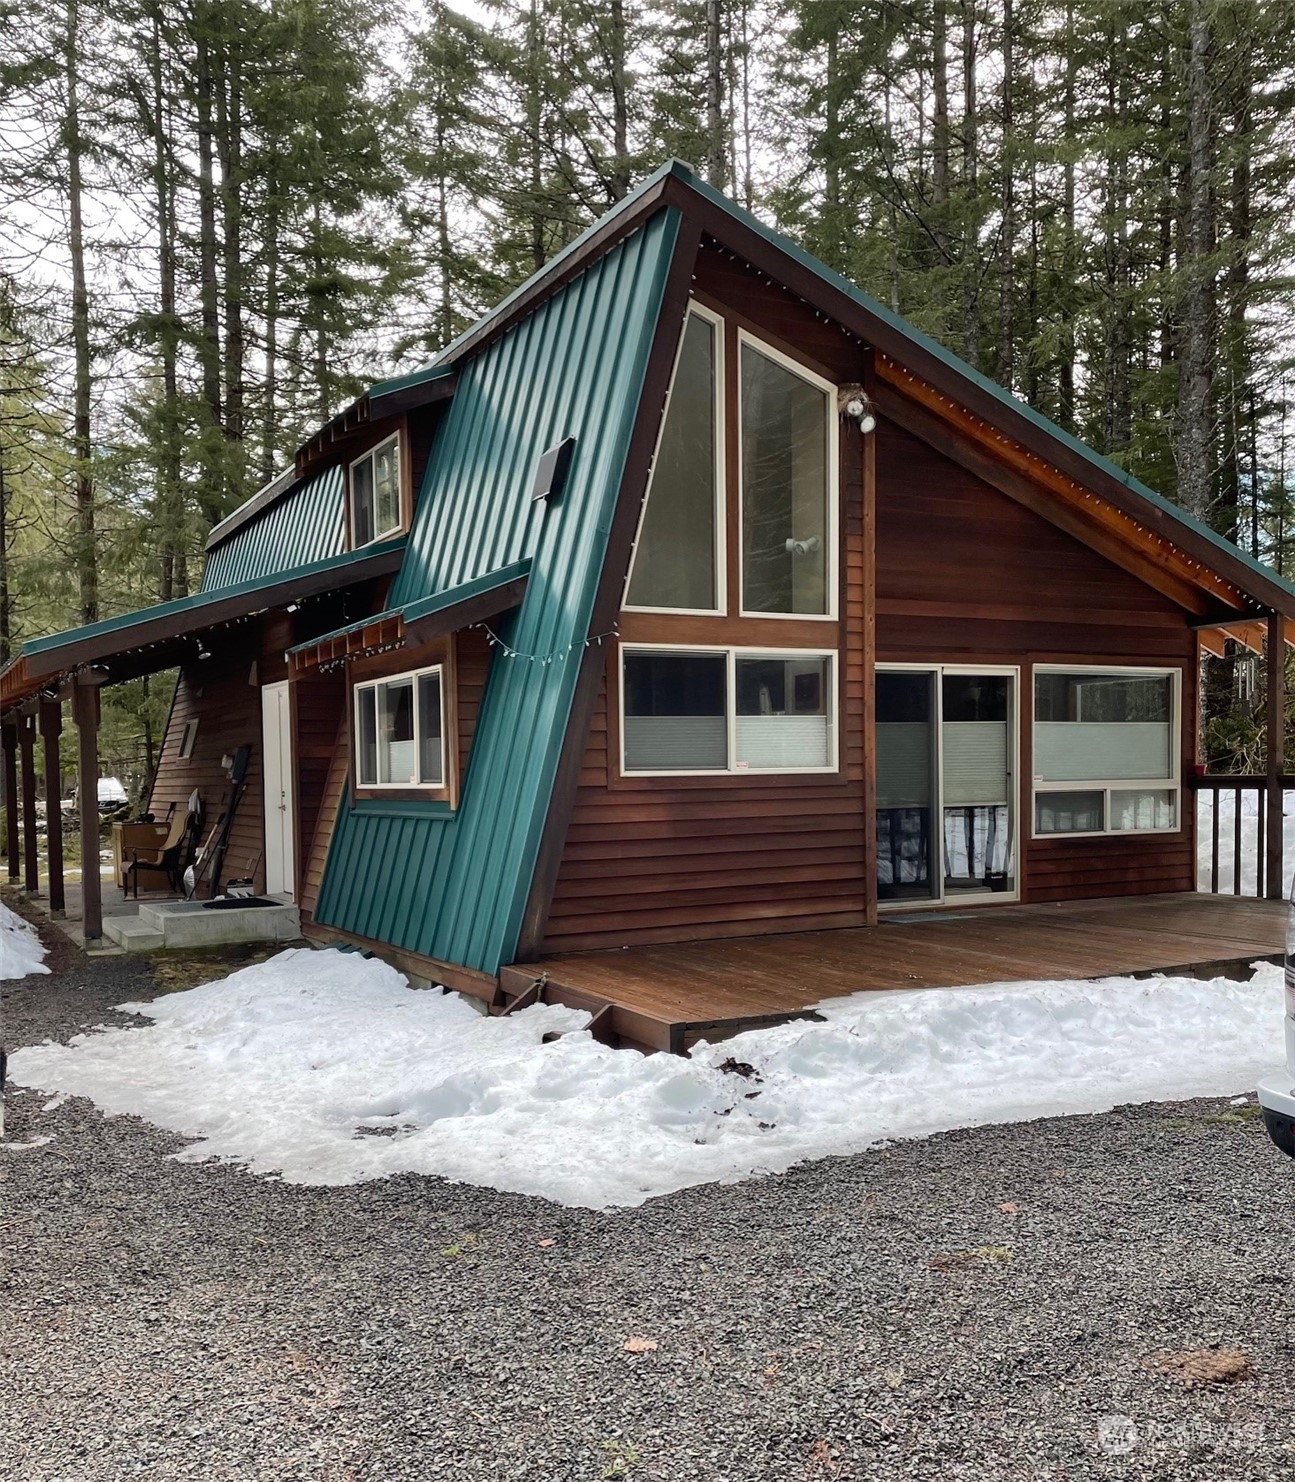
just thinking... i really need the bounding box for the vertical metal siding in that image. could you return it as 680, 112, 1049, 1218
315, 210, 681, 975
201, 465, 345, 592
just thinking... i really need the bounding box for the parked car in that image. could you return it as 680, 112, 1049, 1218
1258, 879, 1295, 1157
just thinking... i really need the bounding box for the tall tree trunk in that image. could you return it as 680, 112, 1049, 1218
1058, 0, 1076, 428
997, 0, 1015, 388
194, 9, 225, 525
216, 27, 245, 451
1175, 0, 1216, 519
961, 0, 978, 366
705, 0, 725, 188
261, 162, 280, 485
147, 4, 184, 601
608, 0, 629, 199
65, 0, 96, 624
931, 0, 950, 259
527, 0, 545, 270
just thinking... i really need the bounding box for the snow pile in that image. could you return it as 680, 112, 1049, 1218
8, 947, 1284, 1208
0, 900, 49, 980
1196, 788, 1295, 895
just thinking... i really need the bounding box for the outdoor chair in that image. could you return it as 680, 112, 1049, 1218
121, 809, 194, 898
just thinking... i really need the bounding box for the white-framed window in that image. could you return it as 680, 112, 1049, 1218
354, 663, 445, 790
1031, 665, 1180, 838
737, 330, 838, 620
349, 433, 402, 549
620, 644, 837, 776
624, 303, 726, 615
178, 717, 199, 760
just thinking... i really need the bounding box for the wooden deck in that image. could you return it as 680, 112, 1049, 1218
505, 893, 1287, 1053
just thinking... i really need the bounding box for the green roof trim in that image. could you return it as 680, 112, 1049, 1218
285, 557, 533, 657
203, 464, 345, 590
13, 538, 406, 664
401, 558, 532, 626
365, 362, 456, 402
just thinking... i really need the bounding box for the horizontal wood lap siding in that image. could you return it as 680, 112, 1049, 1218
299, 709, 348, 921
875, 419, 1198, 903
149, 646, 267, 893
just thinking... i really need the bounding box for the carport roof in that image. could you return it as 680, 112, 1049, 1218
0, 539, 406, 713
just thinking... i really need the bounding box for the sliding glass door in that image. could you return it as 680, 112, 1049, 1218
876, 666, 1017, 907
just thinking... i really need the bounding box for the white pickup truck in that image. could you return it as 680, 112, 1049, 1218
1258, 886, 1295, 1158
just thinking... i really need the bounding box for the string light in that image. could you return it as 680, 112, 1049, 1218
476, 621, 619, 665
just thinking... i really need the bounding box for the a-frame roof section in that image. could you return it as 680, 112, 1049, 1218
643, 161, 1295, 625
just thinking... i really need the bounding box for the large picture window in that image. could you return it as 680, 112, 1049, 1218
354, 664, 445, 791
621, 646, 836, 776
739, 335, 835, 617
1032, 667, 1179, 836
350, 434, 402, 549
625, 307, 723, 612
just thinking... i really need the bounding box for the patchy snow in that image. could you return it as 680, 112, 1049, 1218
7, 947, 1284, 1209
0, 900, 49, 981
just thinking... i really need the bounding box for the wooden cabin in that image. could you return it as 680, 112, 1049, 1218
3, 162, 1293, 1050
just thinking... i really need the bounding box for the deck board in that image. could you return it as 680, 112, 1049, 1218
514, 894, 1287, 1051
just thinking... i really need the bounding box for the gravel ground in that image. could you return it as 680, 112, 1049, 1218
2, 921, 1293, 1481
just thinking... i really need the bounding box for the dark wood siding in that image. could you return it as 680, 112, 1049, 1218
541, 362, 1198, 951
875, 419, 1197, 903
149, 642, 268, 893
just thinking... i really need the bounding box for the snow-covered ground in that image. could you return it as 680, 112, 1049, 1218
8, 946, 1284, 1209
1196, 787, 1295, 895
0, 900, 49, 981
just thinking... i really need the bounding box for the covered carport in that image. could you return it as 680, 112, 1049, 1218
0, 543, 402, 940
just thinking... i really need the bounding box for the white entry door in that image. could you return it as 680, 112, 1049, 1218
261, 681, 295, 897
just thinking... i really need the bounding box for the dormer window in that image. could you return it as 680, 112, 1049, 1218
350, 434, 402, 548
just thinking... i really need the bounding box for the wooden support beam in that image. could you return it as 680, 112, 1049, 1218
860, 371, 879, 929
2, 719, 17, 882
18, 710, 37, 892
72, 674, 102, 940
1268, 610, 1286, 901
39, 699, 64, 916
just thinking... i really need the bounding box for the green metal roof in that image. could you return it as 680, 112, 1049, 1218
203, 464, 345, 592
19, 540, 405, 660
285, 558, 533, 656
314, 208, 682, 975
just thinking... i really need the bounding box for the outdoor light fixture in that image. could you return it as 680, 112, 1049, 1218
196, 640, 212, 660
839, 383, 877, 434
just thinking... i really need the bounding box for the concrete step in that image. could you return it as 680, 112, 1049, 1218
136, 899, 302, 948
103, 915, 166, 953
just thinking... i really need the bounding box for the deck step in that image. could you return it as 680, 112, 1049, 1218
103, 915, 166, 952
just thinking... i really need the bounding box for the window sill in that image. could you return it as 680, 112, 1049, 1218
350, 794, 456, 819
611, 768, 850, 791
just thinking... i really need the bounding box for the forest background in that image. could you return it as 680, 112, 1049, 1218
1, 0, 1290, 788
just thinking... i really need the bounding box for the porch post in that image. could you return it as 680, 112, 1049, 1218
73, 673, 102, 940
40, 698, 64, 916
1267, 610, 1285, 901
18, 707, 37, 892
861, 365, 879, 928
2, 719, 17, 882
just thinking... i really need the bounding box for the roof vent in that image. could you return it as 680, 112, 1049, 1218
531, 437, 575, 503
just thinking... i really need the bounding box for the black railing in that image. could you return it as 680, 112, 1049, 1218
1191, 775, 1295, 898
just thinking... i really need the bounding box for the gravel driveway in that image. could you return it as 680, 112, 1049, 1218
2, 926, 1292, 1481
